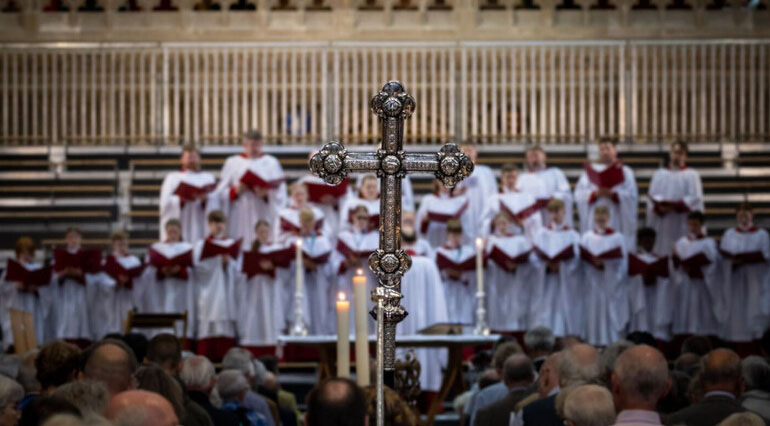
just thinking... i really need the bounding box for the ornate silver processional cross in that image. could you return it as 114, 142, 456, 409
309, 81, 474, 424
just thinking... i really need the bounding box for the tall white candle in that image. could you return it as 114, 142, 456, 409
336, 291, 350, 378
353, 269, 370, 386
475, 237, 484, 294
295, 239, 304, 297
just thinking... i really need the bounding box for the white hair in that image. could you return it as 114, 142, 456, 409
717, 413, 766, 426
52, 380, 110, 417
0, 374, 24, 408
741, 356, 770, 392
563, 384, 616, 426
599, 340, 634, 376
558, 345, 600, 387
216, 370, 250, 401
613, 346, 669, 403
253, 359, 268, 386
222, 348, 255, 378
180, 355, 215, 391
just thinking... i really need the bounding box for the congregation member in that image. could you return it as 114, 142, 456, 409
416, 179, 472, 248
628, 228, 675, 341
562, 384, 616, 426
575, 137, 638, 250
465, 341, 524, 423
216, 130, 287, 250
646, 141, 704, 255
523, 145, 574, 228
80, 339, 138, 398
610, 345, 670, 426
480, 163, 543, 241
455, 141, 498, 240
95, 232, 144, 340
221, 348, 277, 426
275, 182, 330, 243
340, 174, 380, 232
159, 145, 219, 243
473, 354, 536, 426
719, 204, 770, 343
524, 327, 556, 373
740, 356, 770, 422
305, 378, 368, 426
105, 390, 179, 426
181, 355, 242, 426
1, 237, 53, 351
216, 370, 268, 426
531, 199, 582, 337
435, 219, 478, 326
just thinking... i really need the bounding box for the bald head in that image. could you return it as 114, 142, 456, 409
306, 378, 367, 426
701, 348, 743, 395
82, 340, 137, 397
106, 390, 178, 426
612, 345, 670, 410
563, 384, 616, 426
503, 354, 535, 388
559, 344, 599, 387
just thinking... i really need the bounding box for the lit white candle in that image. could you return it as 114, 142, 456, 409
336, 291, 350, 378
475, 237, 484, 294
353, 269, 370, 386
295, 239, 304, 298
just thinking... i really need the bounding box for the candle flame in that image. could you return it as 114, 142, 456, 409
338, 291, 347, 301
356, 268, 364, 275
296, 239, 303, 248
475, 237, 483, 249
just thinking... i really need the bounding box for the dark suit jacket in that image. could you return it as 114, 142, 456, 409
665, 394, 752, 426
521, 394, 561, 426
188, 391, 242, 426
473, 388, 530, 426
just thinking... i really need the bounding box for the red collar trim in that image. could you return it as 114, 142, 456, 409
688, 233, 706, 240
736, 226, 758, 233
669, 164, 688, 171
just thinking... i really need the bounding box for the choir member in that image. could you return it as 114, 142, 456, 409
480, 164, 543, 241
51, 227, 102, 345
574, 137, 638, 250
530, 199, 581, 337
194, 210, 241, 358
300, 152, 351, 243
485, 213, 538, 332
216, 130, 287, 250
236, 220, 291, 349
719, 204, 770, 342
276, 182, 329, 243
455, 141, 498, 240
628, 227, 673, 341
416, 179, 472, 249
402, 212, 434, 257
579, 206, 629, 346
1, 237, 53, 351
434, 219, 477, 325
671, 211, 721, 337
159, 144, 219, 243
340, 174, 380, 231
354, 173, 415, 213
95, 231, 144, 340
523, 145, 574, 228
646, 141, 704, 255
285, 208, 334, 335
332, 205, 378, 310
140, 219, 196, 328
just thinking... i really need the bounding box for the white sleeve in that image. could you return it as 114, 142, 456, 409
159, 174, 181, 240
616, 167, 639, 250
683, 170, 704, 212
573, 172, 593, 234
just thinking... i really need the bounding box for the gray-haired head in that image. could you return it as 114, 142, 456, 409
558, 343, 599, 387
0, 374, 24, 409
42, 414, 114, 426
253, 359, 268, 387
716, 412, 766, 426
524, 327, 555, 355
222, 348, 255, 380
52, 380, 110, 417
180, 355, 216, 394
741, 356, 770, 392
216, 370, 250, 402
599, 340, 634, 378
503, 354, 536, 388
563, 384, 616, 426
612, 345, 669, 408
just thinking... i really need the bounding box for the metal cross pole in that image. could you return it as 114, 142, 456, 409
309, 81, 474, 426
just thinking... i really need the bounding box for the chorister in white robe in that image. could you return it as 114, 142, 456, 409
525, 167, 575, 228
415, 193, 472, 249
236, 243, 292, 347
94, 254, 144, 340
719, 227, 770, 342
435, 245, 477, 325
276, 206, 330, 244
627, 251, 672, 340
455, 164, 498, 239
530, 225, 582, 337
331, 229, 379, 334
398, 255, 449, 392
671, 235, 722, 336
216, 154, 287, 250
354, 174, 414, 213
51, 248, 104, 342
193, 238, 240, 339
140, 242, 196, 322
300, 175, 351, 243
485, 234, 538, 332
285, 234, 335, 335
574, 162, 638, 250
339, 197, 380, 233
646, 167, 704, 255
580, 229, 629, 346
159, 169, 219, 243
0, 260, 54, 350
481, 191, 543, 242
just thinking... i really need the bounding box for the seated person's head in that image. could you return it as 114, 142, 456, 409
637, 227, 656, 253
145, 334, 183, 376
180, 356, 216, 395
19, 396, 81, 426
105, 390, 179, 426
80, 339, 138, 397
686, 211, 705, 236
15, 237, 36, 263
111, 231, 129, 256
306, 378, 367, 426
35, 342, 82, 393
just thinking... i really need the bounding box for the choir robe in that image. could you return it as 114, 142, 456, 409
159, 169, 219, 243
435, 245, 477, 325
485, 234, 538, 332
646, 167, 704, 255
671, 235, 722, 336
354, 174, 415, 213
0, 260, 54, 350
94, 254, 144, 340
275, 205, 330, 244
525, 167, 575, 228
719, 227, 770, 342
455, 164, 498, 240
580, 229, 629, 346
193, 238, 240, 340
397, 255, 449, 392
480, 191, 543, 242
627, 251, 672, 340
51, 248, 104, 341
139, 242, 195, 328
415, 193, 472, 249
216, 154, 288, 250
235, 243, 291, 347
575, 162, 638, 250
285, 234, 334, 335
530, 225, 581, 337
339, 197, 380, 233
300, 174, 351, 244
330, 229, 378, 334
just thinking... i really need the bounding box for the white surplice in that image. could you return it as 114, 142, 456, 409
339, 197, 380, 232
574, 163, 638, 250
481, 191, 543, 242
530, 225, 582, 337
285, 233, 334, 335
354, 174, 414, 213
525, 167, 575, 228
216, 154, 287, 250
193, 238, 239, 339
275, 205, 330, 244
626, 251, 672, 340
92, 254, 143, 340
139, 242, 196, 326
0, 261, 54, 350
398, 255, 449, 392
719, 227, 770, 342
485, 235, 537, 332
331, 229, 379, 334
435, 245, 477, 325
455, 164, 498, 240
52, 249, 105, 341
159, 169, 219, 243
671, 235, 722, 336
415, 193, 472, 249
580, 229, 629, 346
300, 174, 351, 244
646, 167, 704, 255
